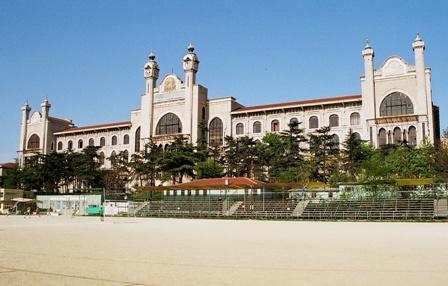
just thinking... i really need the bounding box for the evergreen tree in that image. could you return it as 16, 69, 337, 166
195, 159, 225, 179
341, 129, 364, 178
308, 126, 339, 182
159, 137, 198, 184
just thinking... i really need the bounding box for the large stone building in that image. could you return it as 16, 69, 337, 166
18, 35, 440, 168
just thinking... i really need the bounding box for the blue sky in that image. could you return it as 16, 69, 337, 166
0, 1, 447, 162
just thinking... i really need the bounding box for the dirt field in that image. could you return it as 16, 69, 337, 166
0, 216, 447, 286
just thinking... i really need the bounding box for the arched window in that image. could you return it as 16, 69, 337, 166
111, 136, 118, 146
68, 140, 73, 150
99, 152, 105, 165
27, 134, 40, 149
378, 128, 387, 147
331, 134, 340, 150
123, 150, 129, 162
253, 121, 262, 133
289, 118, 299, 130
353, 132, 361, 141
271, 119, 280, 132
78, 139, 83, 149
100, 137, 106, 147
88, 138, 95, 146
380, 92, 414, 116
156, 113, 182, 135
110, 151, 116, 158
309, 116, 319, 129
57, 141, 63, 151
123, 134, 129, 145
350, 112, 360, 126
135, 127, 141, 152
236, 123, 244, 135
209, 117, 223, 147
408, 126, 417, 146
329, 114, 339, 127
393, 127, 402, 144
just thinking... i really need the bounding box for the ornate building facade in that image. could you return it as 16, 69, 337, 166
18, 36, 440, 168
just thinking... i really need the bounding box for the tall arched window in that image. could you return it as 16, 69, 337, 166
408, 126, 417, 146
309, 116, 319, 129
100, 137, 106, 147
88, 138, 95, 146
378, 128, 387, 147
350, 112, 360, 126
353, 132, 361, 141
57, 141, 63, 151
78, 139, 83, 149
253, 121, 262, 133
123, 150, 129, 162
110, 151, 116, 158
156, 113, 182, 135
271, 120, 280, 132
135, 127, 141, 152
329, 114, 339, 127
393, 127, 402, 144
27, 134, 40, 149
123, 134, 129, 145
111, 136, 118, 145
99, 152, 105, 165
209, 117, 223, 147
380, 92, 414, 116
289, 118, 299, 130
236, 123, 244, 135
68, 140, 73, 150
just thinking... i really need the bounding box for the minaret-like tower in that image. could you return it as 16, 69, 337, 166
361, 40, 375, 120
412, 33, 433, 142
360, 40, 376, 144
40, 97, 51, 154
182, 44, 200, 143
140, 52, 159, 144
19, 100, 31, 167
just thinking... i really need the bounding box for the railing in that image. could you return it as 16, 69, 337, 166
301, 198, 435, 221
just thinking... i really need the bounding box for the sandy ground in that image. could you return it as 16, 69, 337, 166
0, 216, 447, 286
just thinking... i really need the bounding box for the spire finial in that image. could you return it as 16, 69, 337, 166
364, 38, 371, 49
148, 51, 156, 60
187, 43, 194, 52
415, 32, 422, 42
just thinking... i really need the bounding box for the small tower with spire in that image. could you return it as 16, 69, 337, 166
183, 43, 200, 87
41, 97, 51, 120
412, 33, 434, 142
140, 52, 160, 144
182, 44, 200, 143
361, 39, 376, 122
18, 100, 31, 166
144, 52, 160, 94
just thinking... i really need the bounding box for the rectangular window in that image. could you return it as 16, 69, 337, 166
370, 127, 373, 144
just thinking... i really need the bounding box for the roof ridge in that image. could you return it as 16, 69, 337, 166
233, 94, 361, 112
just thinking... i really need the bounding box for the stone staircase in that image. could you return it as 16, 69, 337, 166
292, 200, 309, 217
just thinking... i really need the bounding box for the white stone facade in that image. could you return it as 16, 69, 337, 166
18, 36, 440, 168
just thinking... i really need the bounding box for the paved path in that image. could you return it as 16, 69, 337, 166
1, 216, 447, 285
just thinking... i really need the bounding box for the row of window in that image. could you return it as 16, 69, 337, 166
234, 112, 361, 135
57, 134, 130, 151
378, 126, 417, 146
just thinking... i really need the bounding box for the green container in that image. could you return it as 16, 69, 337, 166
86, 205, 104, 216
